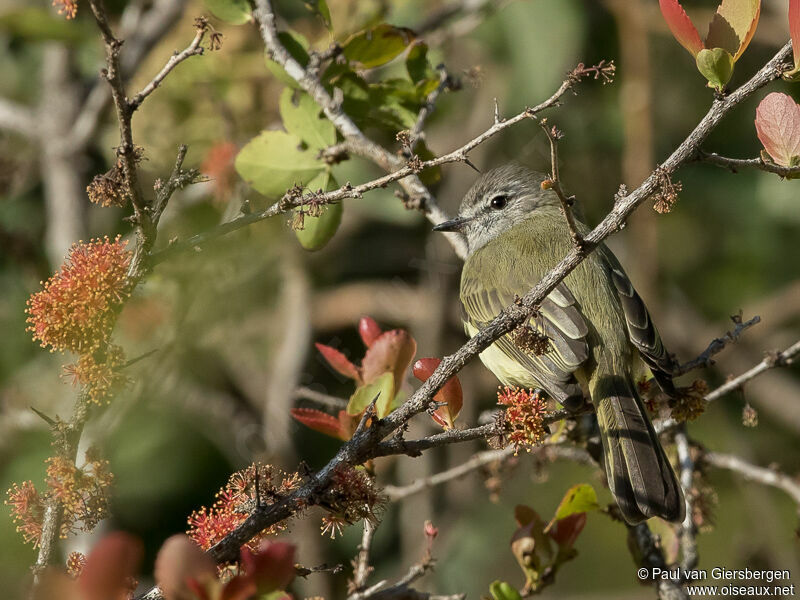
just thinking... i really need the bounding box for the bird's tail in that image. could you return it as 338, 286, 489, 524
590, 361, 685, 524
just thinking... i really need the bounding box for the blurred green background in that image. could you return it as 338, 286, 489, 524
0, 0, 798, 598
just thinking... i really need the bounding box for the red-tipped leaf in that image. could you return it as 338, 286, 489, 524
315, 342, 361, 382
755, 92, 800, 167
659, 0, 703, 57
291, 407, 347, 439
413, 357, 463, 429
358, 316, 382, 347
546, 513, 587, 549
705, 0, 760, 61
361, 329, 417, 386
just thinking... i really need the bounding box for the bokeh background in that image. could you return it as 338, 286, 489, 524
1, 0, 799, 597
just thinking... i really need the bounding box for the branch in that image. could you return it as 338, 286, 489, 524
696, 150, 800, 178
628, 522, 688, 600
294, 387, 348, 411
674, 314, 761, 376
351, 519, 378, 592
539, 119, 585, 249
150, 67, 591, 267
674, 429, 698, 575
69, 0, 189, 150
384, 444, 594, 501
128, 18, 208, 111
656, 338, 800, 433
407, 65, 452, 151
701, 451, 800, 513
0, 97, 37, 137
703, 339, 800, 403
252, 0, 469, 256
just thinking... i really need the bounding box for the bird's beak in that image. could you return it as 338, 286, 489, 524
433, 216, 471, 232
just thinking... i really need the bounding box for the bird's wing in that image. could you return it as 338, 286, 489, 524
461, 267, 589, 406
600, 247, 677, 395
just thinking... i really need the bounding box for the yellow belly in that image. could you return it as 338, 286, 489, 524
464, 321, 545, 389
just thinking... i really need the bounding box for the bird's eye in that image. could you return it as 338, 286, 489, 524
489, 194, 508, 210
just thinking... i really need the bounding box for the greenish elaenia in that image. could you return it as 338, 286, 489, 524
434, 164, 684, 524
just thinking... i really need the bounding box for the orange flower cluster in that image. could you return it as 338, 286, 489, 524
5, 481, 44, 546
5, 448, 112, 548
26, 236, 131, 354
66, 551, 86, 578
63, 344, 128, 405
46, 450, 113, 539
497, 386, 548, 453
670, 379, 709, 423
187, 463, 300, 551
319, 465, 383, 539
53, 0, 77, 19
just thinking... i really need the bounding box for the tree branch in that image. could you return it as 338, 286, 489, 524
675, 429, 698, 575
68, 0, 188, 150
150, 66, 594, 267
540, 119, 585, 249
702, 451, 800, 514
703, 339, 800, 403
674, 314, 761, 376
696, 150, 800, 178
0, 97, 37, 137
128, 18, 208, 111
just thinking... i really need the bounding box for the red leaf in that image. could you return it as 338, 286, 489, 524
155, 534, 216, 600
315, 343, 361, 382
358, 316, 382, 347
79, 532, 143, 600
220, 576, 257, 600
413, 357, 463, 429
755, 92, 800, 167
361, 329, 417, 387
291, 407, 346, 439
791, 0, 800, 70
658, 0, 703, 56
240, 541, 297, 593
546, 513, 587, 549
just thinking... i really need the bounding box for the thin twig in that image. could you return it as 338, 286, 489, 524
697, 150, 800, 178
128, 19, 207, 111
408, 65, 451, 151
294, 387, 348, 411
150, 68, 590, 266
704, 339, 800, 403
702, 451, 800, 514
656, 338, 800, 433
674, 314, 761, 376
539, 119, 585, 249
384, 444, 594, 501
675, 429, 698, 575
352, 519, 377, 591
0, 97, 37, 137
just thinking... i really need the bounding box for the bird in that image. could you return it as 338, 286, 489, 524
433, 163, 685, 524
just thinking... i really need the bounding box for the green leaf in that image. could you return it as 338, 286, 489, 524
406, 42, 436, 83
347, 372, 395, 417
553, 484, 599, 520
203, 0, 251, 25
266, 31, 310, 87
279, 89, 336, 151
695, 47, 734, 91
0, 8, 92, 43
342, 24, 415, 68
235, 130, 324, 197
294, 171, 343, 251
489, 581, 523, 600
303, 0, 332, 31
